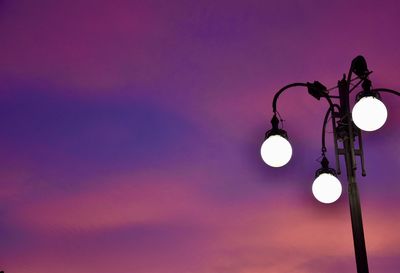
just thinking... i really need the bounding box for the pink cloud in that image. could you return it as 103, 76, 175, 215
11, 170, 206, 230
7, 171, 400, 272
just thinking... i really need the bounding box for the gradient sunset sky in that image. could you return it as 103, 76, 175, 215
1, 0, 400, 272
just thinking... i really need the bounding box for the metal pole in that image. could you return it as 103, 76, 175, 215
338, 78, 369, 273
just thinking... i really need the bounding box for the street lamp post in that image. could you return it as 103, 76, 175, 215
260, 56, 400, 273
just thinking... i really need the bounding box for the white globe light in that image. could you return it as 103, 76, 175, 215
352, 96, 387, 131
312, 173, 342, 204
260, 135, 292, 167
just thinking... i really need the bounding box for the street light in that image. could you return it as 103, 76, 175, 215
352, 80, 388, 131
352, 96, 387, 131
312, 156, 342, 204
260, 115, 292, 167
260, 56, 400, 273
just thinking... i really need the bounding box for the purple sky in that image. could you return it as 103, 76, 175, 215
1, 0, 400, 272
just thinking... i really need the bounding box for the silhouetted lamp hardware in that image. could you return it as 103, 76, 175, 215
260, 115, 292, 167
352, 79, 388, 131
260, 55, 400, 273
312, 156, 342, 204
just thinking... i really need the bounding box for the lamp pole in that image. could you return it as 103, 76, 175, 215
260, 56, 400, 273
337, 77, 368, 273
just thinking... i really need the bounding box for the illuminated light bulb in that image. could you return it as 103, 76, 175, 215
312, 173, 342, 204
352, 96, 387, 132
260, 135, 292, 168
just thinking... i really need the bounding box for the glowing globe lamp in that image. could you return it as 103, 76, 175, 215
261, 115, 292, 168
312, 173, 342, 204
312, 156, 342, 204
260, 134, 292, 167
352, 96, 387, 132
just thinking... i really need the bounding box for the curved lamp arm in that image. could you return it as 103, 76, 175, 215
321, 108, 331, 154
347, 55, 370, 87
371, 88, 400, 97
321, 104, 341, 154
321, 94, 336, 112
272, 83, 308, 113
272, 82, 337, 114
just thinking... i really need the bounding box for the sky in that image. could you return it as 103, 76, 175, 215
1, 0, 400, 272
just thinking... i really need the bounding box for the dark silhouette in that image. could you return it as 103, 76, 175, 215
264, 56, 400, 273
